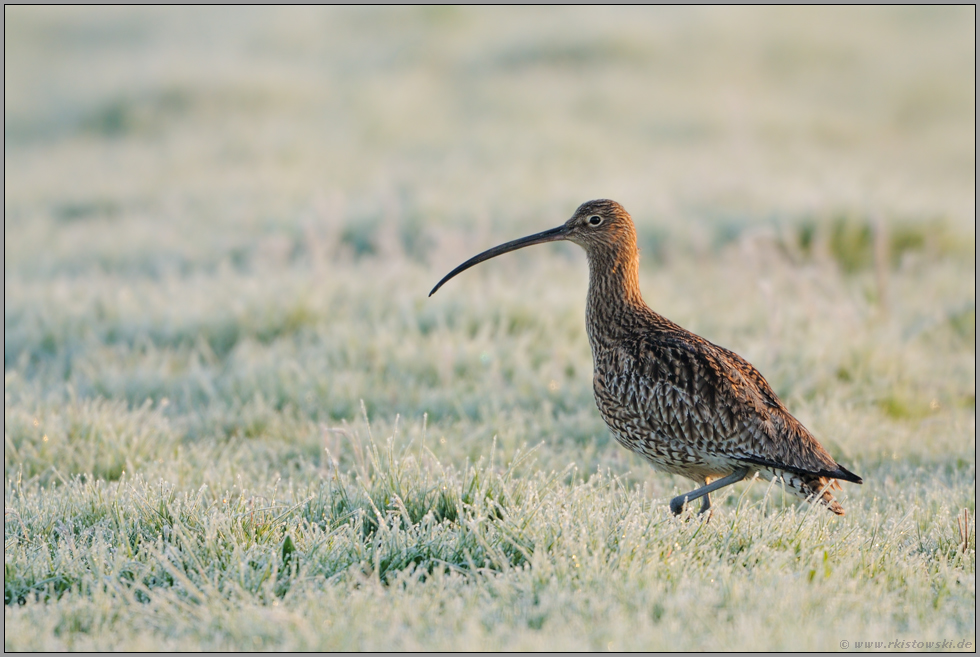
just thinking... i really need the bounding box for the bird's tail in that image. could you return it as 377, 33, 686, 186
763, 469, 847, 515
804, 476, 845, 516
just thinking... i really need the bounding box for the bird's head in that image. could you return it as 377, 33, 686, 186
561, 199, 637, 253
429, 199, 637, 297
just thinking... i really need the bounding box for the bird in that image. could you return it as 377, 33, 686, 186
429, 200, 862, 516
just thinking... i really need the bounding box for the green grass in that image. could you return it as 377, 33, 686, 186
4, 6, 976, 651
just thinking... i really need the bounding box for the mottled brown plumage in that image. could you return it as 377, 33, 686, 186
430, 199, 862, 516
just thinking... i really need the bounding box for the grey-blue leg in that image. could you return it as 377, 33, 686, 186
670, 467, 750, 516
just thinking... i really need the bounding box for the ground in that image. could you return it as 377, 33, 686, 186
4, 7, 976, 650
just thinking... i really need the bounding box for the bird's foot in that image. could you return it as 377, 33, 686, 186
669, 494, 713, 520
669, 495, 688, 516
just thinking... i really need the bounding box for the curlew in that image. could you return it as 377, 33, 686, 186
430, 199, 862, 516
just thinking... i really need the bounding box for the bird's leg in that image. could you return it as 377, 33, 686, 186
670, 467, 750, 516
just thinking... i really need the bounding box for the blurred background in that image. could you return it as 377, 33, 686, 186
4, 6, 975, 481
6, 7, 974, 248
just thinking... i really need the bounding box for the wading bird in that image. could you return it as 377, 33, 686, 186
430, 200, 861, 516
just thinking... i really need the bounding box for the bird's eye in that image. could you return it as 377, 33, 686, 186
588, 215, 602, 226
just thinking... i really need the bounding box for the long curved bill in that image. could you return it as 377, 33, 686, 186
429, 224, 568, 297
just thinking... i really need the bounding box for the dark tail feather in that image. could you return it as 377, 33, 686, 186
737, 456, 863, 486
829, 464, 862, 485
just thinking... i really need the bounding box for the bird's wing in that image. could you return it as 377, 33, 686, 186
632, 333, 858, 482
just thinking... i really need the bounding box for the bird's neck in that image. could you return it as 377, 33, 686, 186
585, 245, 648, 349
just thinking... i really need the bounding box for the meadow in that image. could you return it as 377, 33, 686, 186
4, 7, 976, 650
